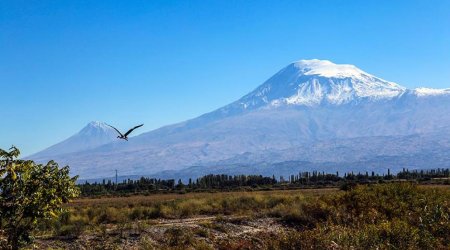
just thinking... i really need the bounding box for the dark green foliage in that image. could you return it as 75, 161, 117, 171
0, 146, 79, 249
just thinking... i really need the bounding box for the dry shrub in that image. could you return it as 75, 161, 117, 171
268, 183, 449, 249
97, 207, 127, 224
164, 227, 195, 247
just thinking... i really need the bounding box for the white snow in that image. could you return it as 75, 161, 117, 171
285, 78, 325, 105
237, 59, 406, 107
87, 121, 111, 130
414, 87, 450, 96
294, 59, 367, 79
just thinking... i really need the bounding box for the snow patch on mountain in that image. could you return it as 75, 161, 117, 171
414, 87, 450, 96
295, 59, 367, 78
81, 121, 114, 134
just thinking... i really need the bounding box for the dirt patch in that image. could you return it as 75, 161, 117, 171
32, 216, 288, 249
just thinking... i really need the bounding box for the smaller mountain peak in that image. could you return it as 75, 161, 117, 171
87, 121, 107, 126
82, 121, 112, 133
28, 121, 117, 159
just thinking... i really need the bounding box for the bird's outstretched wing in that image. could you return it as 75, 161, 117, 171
106, 124, 124, 137
124, 124, 144, 137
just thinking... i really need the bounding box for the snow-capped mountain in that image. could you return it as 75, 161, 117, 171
207, 59, 449, 120
237, 59, 405, 107
28, 60, 450, 178
29, 121, 118, 159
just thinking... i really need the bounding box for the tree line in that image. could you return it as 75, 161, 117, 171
78, 168, 450, 196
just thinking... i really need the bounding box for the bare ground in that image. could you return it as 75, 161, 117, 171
32, 215, 289, 249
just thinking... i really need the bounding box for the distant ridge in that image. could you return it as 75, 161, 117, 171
29, 60, 450, 178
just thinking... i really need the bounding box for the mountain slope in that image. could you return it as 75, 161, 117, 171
29, 60, 450, 178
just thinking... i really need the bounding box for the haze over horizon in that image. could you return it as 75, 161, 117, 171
1, 0, 450, 156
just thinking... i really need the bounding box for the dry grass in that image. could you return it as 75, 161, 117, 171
29, 184, 449, 249
68, 188, 337, 207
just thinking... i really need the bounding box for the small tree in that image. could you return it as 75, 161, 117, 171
0, 146, 79, 249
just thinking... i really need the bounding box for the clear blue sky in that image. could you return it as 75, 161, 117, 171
1, 0, 449, 156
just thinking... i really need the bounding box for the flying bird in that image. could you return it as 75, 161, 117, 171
107, 124, 144, 141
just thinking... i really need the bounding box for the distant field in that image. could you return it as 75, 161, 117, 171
69, 188, 338, 208
32, 184, 449, 249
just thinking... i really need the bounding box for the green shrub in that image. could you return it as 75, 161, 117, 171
55, 219, 86, 238
97, 207, 126, 224
164, 227, 194, 247
193, 227, 209, 238
129, 207, 145, 220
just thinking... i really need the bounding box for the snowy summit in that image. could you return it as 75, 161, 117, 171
234, 59, 406, 108
220, 59, 450, 111
293, 59, 372, 78
82, 121, 113, 134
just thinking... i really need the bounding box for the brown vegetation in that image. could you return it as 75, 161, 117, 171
30, 184, 449, 249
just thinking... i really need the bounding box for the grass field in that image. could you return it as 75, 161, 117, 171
30, 184, 449, 249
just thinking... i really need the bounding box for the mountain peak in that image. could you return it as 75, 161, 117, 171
202, 60, 407, 120
291, 59, 365, 79
27, 121, 117, 159
87, 121, 110, 129
80, 121, 113, 135
88, 121, 105, 126
223, 59, 406, 110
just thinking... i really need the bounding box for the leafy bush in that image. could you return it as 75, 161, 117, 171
0, 147, 79, 249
